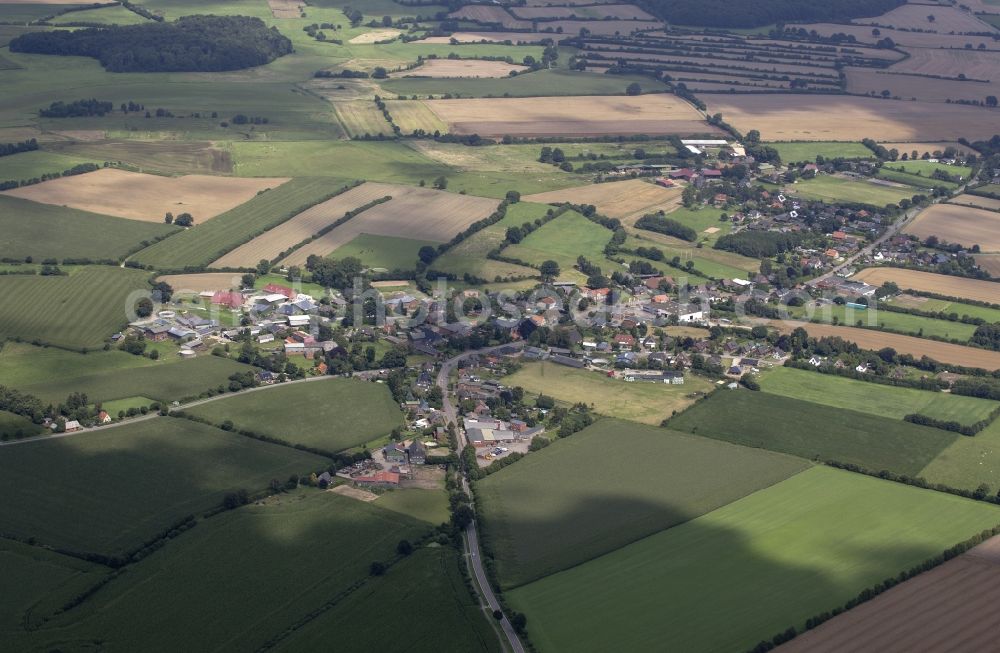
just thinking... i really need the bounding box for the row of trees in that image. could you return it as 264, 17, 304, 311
0, 138, 38, 158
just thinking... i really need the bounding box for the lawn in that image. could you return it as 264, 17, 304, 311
0, 266, 152, 350
477, 419, 809, 588
0, 410, 43, 439
667, 390, 958, 476
20, 354, 257, 405
770, 141, 875, 163
787, 302, 978, 341
0, 195, 177, 262
759, 367, 999, 425
432, 201, 549, 280
503, 210, 613, 281
505, 361, 715, 425
9, 491, 435, 652
507, 465, 1000, 653
184, 377, 404, 453
0, 418, 327, 557
380, 67, 669, 98
790, 175, 916, 206
329, 233, 437, 271
131, 178, 338, 270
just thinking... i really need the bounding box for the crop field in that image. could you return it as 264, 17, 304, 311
20, 354, 257, 405
502, 210, 613, 280
505, 361, 715, 425
417, 31, 551, 44
769, 319, 1000, 371
49, 3, 151, 24
0, 195, 176, 262
904, 204, 1000, 252
154, 272, 242, 294
510, 4, 654, 19
522, 178, 682, 220
347, 28, 402, 44
0, 341, 163, 388
392, 59, 528, 78
281, 185, 499, 266
270, 546, 500, 652
759, 367, 999, 425
382, 100, 449, 134
432, 201, 549, 280
328, 233, 436, 270
846, 67, 1000, 106
544, 18, 663, 34
975, 254, 1000, 277
0, 418, 327, 556
888, 294, 1000, 323
9, 492, 432, 652
132, 177, 338, 269
46, 139, 234, 175
951, 194, 1000, 211
787, 301, 978, 341
850, 4, 996, 32
788, 175, 916, 206
889, 48, 1000, 82
770, 141, 875, 163
878, 141, 974, 157
184, 378, 403, 452
0, 266, 151, 350
1, 168, 288, 223
669, 390, 959, 476
449, 5, 532, 28
210, 181, 391, 268
782, 534, 1000, 653
424, 94, 717, 138
332, 100, 393, 138
478, 419, 808, 588
508, 466, 1000, 653
268, 0, 305, 19
852, 267, 1000, 305
703, 95, 1000, 141
800, 22, 998, 49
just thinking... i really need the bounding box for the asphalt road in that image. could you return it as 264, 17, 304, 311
437, 343, 526, 653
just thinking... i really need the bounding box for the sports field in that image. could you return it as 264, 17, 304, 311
770, 141, 875, 163
132, 178, 338, 269
9, 492, 432, 652
789, 175, 915, 206
0, 418, 327, 556
505, 362, 714, 425
668, 390, 958, 476
20, 354, 257, 405
184, 377, 403, 452
0, 266, 151, 350
477, 419, 809, 587
0, 194, 176, 262
508, 466, 1000, 653
759, 367, 999, 425
851, 268, 1000, 305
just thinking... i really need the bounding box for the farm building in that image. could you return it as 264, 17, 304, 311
353, 471, 400, 488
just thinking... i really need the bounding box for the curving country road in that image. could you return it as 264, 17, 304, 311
436, 343, 526, 653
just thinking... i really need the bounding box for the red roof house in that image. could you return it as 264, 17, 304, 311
212, 291, 244, 309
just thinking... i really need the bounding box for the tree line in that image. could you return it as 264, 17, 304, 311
0, 138, 38, 158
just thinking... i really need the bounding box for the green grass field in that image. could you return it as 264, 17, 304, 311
433, 201, 550, 280
884, 160, 972, 179
0, 266, 151, 350
8, 491, 434, 652
49, 3, 152, 25
0, 410, 43, 439
380, 68, 669, 98
0, 341, 161, 387
876, 167, 960, 190
624, 233, 756, 280
770, 141, 875, 164
132, 178, 338, 269
329, 233, 437, 271
184, 378, 404, 452
790, 175, 916, 206
505, 362, 715, 425
375, 487, 450, 526
0, 149, 98, 181
20, 354, 257, 405
503, 210, 612, 280
230, 141, 448, 182
0, 195, 177, 262
477, 419, 809, 588
0, 418, 327, 556
508, 465, 1000, 653
759, 367, 999, 425
920, 417, 1000, 491
890, 295, 1000, 323
668, 390, 958, 476
787, 302, 978, 341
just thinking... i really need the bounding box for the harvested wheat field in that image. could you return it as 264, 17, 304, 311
703, 95, 1000, 141
348, 29, 402, 44
384, 101, 449, 134
0, 168, 288, 223
448, 6, 532, 29
798, 23, 996, 49
416, 32, 552, 44
878, 142, 973, 158
950, 194, 1000, 211
155, 273, 242, 294
846, 67, 1000, 105
975, 255, 1000, 277
425, 94, 717, 138
391, 59, 528, 78
904, 204, 1000, 252
779, 536, 1000, 653
852, 268, 1000, 305
267, 0, 303, 19
891, 48, 1000, 82
281, 186, 498, 267
523, 179, 682, 220
510, 4, 655, 20
768, 320, 1000, 370
851, 4, 997, 33
211, 183, 398, 268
